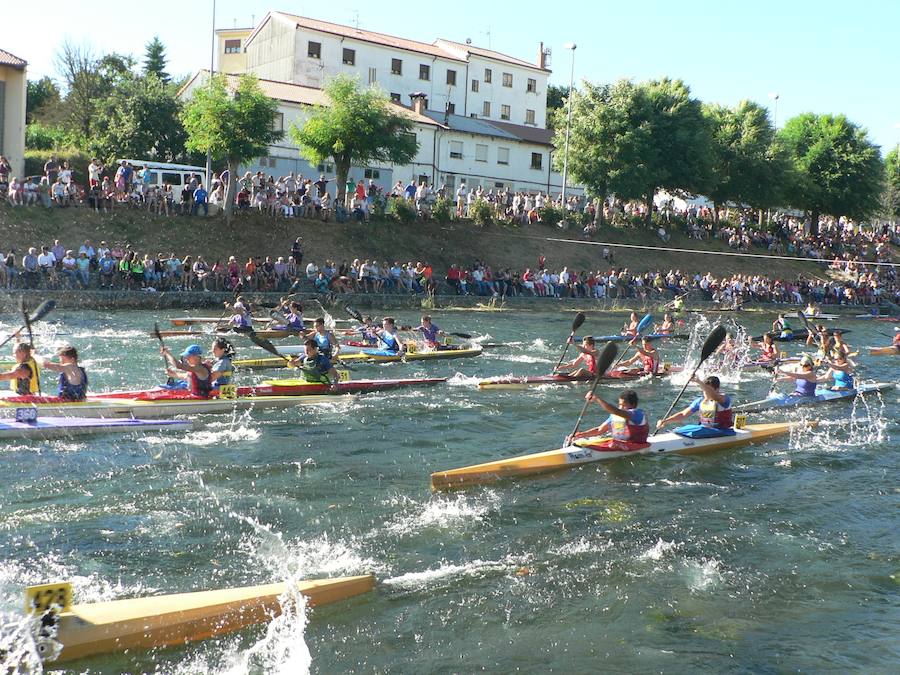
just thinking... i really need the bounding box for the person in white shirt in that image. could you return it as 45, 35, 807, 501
305, 261, 319, 281
455, 184, 467, 217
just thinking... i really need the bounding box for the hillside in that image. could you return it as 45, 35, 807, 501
0, 206, 862, 281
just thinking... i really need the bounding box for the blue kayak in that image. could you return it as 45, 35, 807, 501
575, 333, 689, 343
734, 382, 893, 414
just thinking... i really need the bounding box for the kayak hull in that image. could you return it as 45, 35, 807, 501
50, 575, 374, 663
431, 422, 810, 490
575, 333, 688, 343
236, 346, 483, 369
734, 383, 894, 414
477, 368, 679, 390
157, 329, 306, 339
0, 417, 190, 440
867, 346, 898, 356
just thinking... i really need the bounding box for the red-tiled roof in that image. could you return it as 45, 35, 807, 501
0, 49, 27, 69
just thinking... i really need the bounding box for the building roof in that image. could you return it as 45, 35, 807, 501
484, 119, 555, 146
434, 39, 549, 73
421, 111, 520, 141
181, 70, 445, 129
0, 48, 27, 69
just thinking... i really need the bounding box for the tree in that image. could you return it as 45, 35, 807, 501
181, 74, 283, 221
777, 113, 885, 233
144, 36, 170, 82
545, 83, 571, 131
553, 77, 712, 225
92, 74, 187, 162
703, 100, 790, 216
26, 77, 61, 123
289, 75, 419, 206
883, 147, 900, 222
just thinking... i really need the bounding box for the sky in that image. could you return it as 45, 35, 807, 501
4, 0, 899, 152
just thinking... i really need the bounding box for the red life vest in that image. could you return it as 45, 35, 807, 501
699, 398, 733, 429
189, 362, 213, 398
610, 409, 649, 442
585, 351, 598, 375
640, 350, 659, 374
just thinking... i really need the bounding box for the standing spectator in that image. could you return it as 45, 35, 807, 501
0, 156, 11, 185
290, 237, 303, 267
87, 158, 103, 188
314, 174, 330, 199
44, 155, 59, 184
191, 183, 209, 216
76, 252, 91, 288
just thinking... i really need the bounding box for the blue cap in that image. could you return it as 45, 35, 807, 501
181, 344, 203, 357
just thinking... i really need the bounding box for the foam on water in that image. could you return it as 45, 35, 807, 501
446, 372, 483, 387
638, 538, 680, 561
381, 491, 502, 537
383, 557, 516, 591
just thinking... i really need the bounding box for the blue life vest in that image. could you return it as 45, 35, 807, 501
832, 369, 853, 390
58, 366, 88, 401
793, 377, 817, 397
211, 357, 233, 387
314, 332, 332, 358
379, 330, 401, 352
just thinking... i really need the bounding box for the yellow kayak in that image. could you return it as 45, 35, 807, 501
30, 575, 375, 663
236, 345, 484, 370
867, 345, 898, 356
431, 421, 813, 491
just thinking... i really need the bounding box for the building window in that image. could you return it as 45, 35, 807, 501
495, 182, 505, 189
419, 64, 430, 80
482, 101, 491, 117
502, 72, 513, 87
446, 102, 456, 114
224, 39, 241, 54
307, 41, 321, 59
497, 147, 510, 165
475, 144, 488, 162
527, 78, 537, 93
402, 131, 417, 146
484, 68, 492, 83
501, 105, 511, 121
317, 163, 335, 173
531, 152, 543, 170
446, 69, 457, 86
343, 48, 356, 65
471, 79, 479, 92
391, 58, 402, 75
272, 112, 284, 132
390, 92, 402, 103
368, 67, 377, 85
449, 141, 463, 159
364, 168, 381, 180
525, 109, 536, 125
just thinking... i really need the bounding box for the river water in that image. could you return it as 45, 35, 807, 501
0, 308, 897, 673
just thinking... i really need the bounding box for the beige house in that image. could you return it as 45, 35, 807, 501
0, 48, 27, 178
215, 28, 253, 73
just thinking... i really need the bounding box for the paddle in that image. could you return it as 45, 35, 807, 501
552, 312, 586, 372
566, 341, 618, 444
766, 354, 783, 396
0, 300, 55, 351
345, 305, 364, 323
656, 325, 728, 431
215, 289, 243, 330
609, 313, 652, 372
246, 329, 292, 364
153, 322, 176, 386
21, 300, 42, 395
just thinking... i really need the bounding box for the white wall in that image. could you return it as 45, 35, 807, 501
245, 17, 297, 83
464, 56, 548, 128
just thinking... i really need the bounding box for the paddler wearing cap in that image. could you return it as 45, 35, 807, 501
656, 375, 734, 436
0, 343, 41, 395
40, 344, 88, 401
161, 344, 213, 397
775, 354, 821, 397
615, 335, 661, 375
555, 336, 598, 377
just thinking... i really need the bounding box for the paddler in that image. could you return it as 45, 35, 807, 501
772, 313, 793, 340
822, 352, 855, 391
656, 375, 734, 434
622, 312, 640, 337
569, 389, 649, 447
308, 317, 341, 360
555, 336, 598, 377
353, 315, 380, 346
672, 295, 685, 313
615, 336, 660, 375
161, 344, 213, 398
270, 300, 304, 332
227, 299, 252, 331
375, 317, 404, 353
40, 344, 88, 401
775, 354, 819, 397
210, 337, 235, 387
412, 315, 446, 349
0, 343, 41, 395
655, 313, 675, 335
804, 302, 820, 317
757, 333, 778, 362
828, 330, 852, 360
288, 338, 339, 388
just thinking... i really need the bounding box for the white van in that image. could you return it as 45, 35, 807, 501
117, 159, 208, 193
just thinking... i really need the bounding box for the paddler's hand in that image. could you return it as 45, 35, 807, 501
160, 346, 170, 355
567, 336, 575, 344
656, 419, 667, 432
584, 391, 595, 402
564, 434, 574, 446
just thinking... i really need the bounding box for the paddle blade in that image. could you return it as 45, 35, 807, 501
796, 310, 813, 332
29, 300, 56, 323
247, 330, 287, 360
700, 325, 728, 362
451, 332, 473, 340
595, 341, 618, 375
637, 313, 653, 334
153, 322, 164, 344
572, 312, 586, 332
345, 305, 364, 323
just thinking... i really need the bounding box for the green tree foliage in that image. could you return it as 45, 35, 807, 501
777, 113, 885, 233
26, 77, 61, 123
91, 74, 187, 162
181, 74, 283, 221
289, 75, 418, 205
553, 78, 711, 225
883, 147, 900, 221
545, 84, 570, 131
143, 36, 170, 82
703, 100, 790, 213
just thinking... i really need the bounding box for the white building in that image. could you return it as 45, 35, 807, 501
185, 12, 582, 197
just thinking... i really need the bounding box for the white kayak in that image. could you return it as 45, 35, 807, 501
734, 382, 894, 414
0, 416, 190, 440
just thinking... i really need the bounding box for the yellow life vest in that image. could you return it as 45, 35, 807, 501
11, 357, 40, 395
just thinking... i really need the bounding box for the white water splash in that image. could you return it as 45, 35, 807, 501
788, 386, 889, 452
446, 372, 483, 387
381, 491, 502, 537
638, 538, 680, 561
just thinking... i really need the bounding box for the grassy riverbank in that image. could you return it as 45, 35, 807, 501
0, 206, 887, 280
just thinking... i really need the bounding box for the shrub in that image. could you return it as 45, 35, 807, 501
469, 198, 493, 227
537, 204, 565, 228
387, 196, 417, 224
24, 149, 93, 184
432, 196, 453, 223
25, 123, 84, 152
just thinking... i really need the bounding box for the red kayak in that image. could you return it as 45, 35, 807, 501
87, 377, 447, 401
478, 367, 681, 390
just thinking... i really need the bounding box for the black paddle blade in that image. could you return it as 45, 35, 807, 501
700, 325, 728, 362
345, 305, 364, 323
595, 341, 618, 375
153, 322, 163, 344
451, 332, 473, 340
29, 300, 56, 322
247, 330, 287, 360
572, 312, 586, 332
796, 310, 813, 332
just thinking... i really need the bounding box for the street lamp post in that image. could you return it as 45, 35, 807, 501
560, 42, 576, 225
768, 91, 780, 128
206, 0, 217, 190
